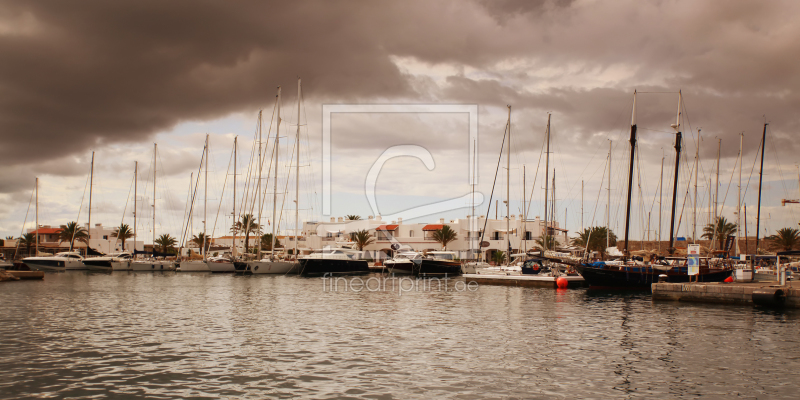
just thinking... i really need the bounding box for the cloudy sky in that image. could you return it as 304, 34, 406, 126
1, 0, 799, 244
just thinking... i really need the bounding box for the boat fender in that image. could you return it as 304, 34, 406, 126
724, 276, 734, 283
752, 288, 786, 307
254, 265, 259, 271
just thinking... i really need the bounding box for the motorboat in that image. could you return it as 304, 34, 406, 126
299, 247, 369, 276
131, 258, 176, 271
22, 252, 85, 271
414, 251, 462, 277
383, 251, 421, 275
83, 252, 133, 272
206, 255, 236, 272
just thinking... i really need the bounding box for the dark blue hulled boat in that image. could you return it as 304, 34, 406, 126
413, 251, 462, 277
575, 261, 732, 290
299, 248, 369, 276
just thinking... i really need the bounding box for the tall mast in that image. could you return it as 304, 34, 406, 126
544, 113, 551, 251
88, 151, 94, 248
134, 161, 137, 253
694, 129, 700, 243
736, 132, 743, 255
506, 105, 511, 267
712, 137, 721, 250
581, 179, 584, 232
607, 140, 611, 251
552, 170, 556, 251
233, 137, 237, 258
256, 110, 263, 258
659, 154, 664, 252
472, 139, 477, 259
294, 78, 301, 260
153, 143, 157, 254
271, 87, 281, 261
189, 172, 193, 245
667, 91, 682, 255
523, 165, 527, 253
755, 122, 767, 252
35, 177, 39, 256
203, 134, 208, 261
623, 91, 637, 257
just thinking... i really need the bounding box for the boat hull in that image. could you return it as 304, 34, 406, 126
249, 261, 299, 274
383, 260, 414, 275
414, 260, 462, 277
177, 261, 210, 272
299, 259, 370, 276
21, 259, 66, 271
207, 260, 236, 272
575, 264, 733, 290
83, 259, 114, 272
131, 261, 176, 271
111, 261, 131, 271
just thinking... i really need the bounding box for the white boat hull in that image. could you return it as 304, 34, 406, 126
111, 261, 131, 271
249, 261, 298, 274
131, 261, 176, 271
177, 261, 210, 272
207, 260, 236, 272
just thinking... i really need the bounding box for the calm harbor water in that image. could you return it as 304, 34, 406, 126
1, 272, 799, 399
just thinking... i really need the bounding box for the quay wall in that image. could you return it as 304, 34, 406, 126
652, 282, 800, 308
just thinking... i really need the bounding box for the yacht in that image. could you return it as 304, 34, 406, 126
23, 252, 85, 271
299, 247, 369, 276
414, 251, 462, 277
383, 251, 421, 275
83, 252, 133, 272
131, 257, 176, 271
206, 255, 236, 272
177, 259, 210, 272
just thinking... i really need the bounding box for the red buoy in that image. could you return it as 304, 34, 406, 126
556, 277, 568, 289
724, 276, 734, 283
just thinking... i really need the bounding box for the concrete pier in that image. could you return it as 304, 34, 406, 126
652, 281, 800, 308
464, 274, 586, 288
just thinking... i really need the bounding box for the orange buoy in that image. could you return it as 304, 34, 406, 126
556, 276, 568, 289
724, 276, 734, 283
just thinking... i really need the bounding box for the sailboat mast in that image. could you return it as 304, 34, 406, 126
233, 137, 237, 257
712, 138, 721, 250
736, 132, 742, 255
523, 165, 527, 253
623, 91, 637, 257
472, 139, 477, 259
667, 91, 682, 255
755, 122, 767, 252
35, 177, 38, 256
257, 110, 263, 258
607, 140, 611, 251
294, 78, 301, 260
694, 129, 700, 243
134, 161, 137, 253
544, 113, 551, 251
272, 87, 281, 261
506, 105, 510, 267
88, 151, 94, 247
153, 143, 157, 254
659, 155, 664, 252
204, 134, 208, 261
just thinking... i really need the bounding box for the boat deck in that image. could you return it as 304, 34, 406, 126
464, 273, 586, 288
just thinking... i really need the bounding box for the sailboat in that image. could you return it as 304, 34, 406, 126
250, 82, 300, 275
206, 137, 238, 273
131, 144, 176, 271
178, 135, 211, 272
574, 90, 732, 289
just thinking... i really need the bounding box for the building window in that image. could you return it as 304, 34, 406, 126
103, 235, 108, 240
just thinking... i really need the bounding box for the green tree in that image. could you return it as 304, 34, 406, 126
18, 233, 36, 256
191, 232, 210, 254
702, 216, 737, 249
154, 234, 177, 254
232, 214, 259, 254
58, 221, 89, 251
767, 227, 800, 252
491, 250, 506, 265
111, 223, 134, 251
260, 233, 281, 251
345, 215, 361, 220
572, 226, 617, 259
353, 230, 375, 251
4, 235, 13, 240
432, 225, 458, 250
535, 234, 559, 251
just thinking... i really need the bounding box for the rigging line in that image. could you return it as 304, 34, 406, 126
180, 143, 207, 248
253, 103, 279, 221
741, 137, 764, 201
479, 121, 509, 248
583, 151, 610, 259
114, 171, 136, 250
275, 135, 299, 245
70, 166, 92, 251
523, 123, 547, 222
209, 141, 236, 254
179, 171, 193, 248
768, 124, 798, 223
708, 147, 741, 250
13, 180, 37, 259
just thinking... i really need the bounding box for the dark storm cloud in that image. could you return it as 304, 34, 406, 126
2, 0, 799, 195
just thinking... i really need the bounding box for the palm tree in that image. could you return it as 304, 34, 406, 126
18, 233, 36, 256
260, 233, 281, 251
111, 223, 134, 251
232, 214, 259, 253
702, 216, 737, 249
345, 215, 361, 220
535, 234, 559, 251
491, 250, 506, 265
58, 221, 88, 251
4, 235, 13, 240
353, 230, 375, 251
571, 226, 617, 259
767, 227, 800, 252
154, 234, 177, 254
432, 225, 458, 250
191, 232, 209, 255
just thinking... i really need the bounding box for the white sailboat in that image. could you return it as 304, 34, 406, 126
132, 143, 176, 271
206, 137, 239, 273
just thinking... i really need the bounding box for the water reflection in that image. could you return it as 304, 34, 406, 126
0, 272, 799, 399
